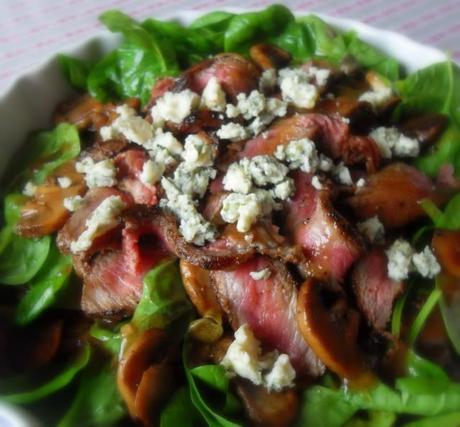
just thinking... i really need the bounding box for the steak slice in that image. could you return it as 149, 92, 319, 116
284, 171, 363, 282
210, 255, 325, 376
352, 250, 403, 330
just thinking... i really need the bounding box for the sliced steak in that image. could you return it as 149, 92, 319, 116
75, 214, 171, 317
346, 163, 440, 228
210, 255, 325, 376
284, 171, 363, 282
184, 53, 261, 99
114, 149, 158, 206
352, 250, 403, 330
57, 187, 132, 255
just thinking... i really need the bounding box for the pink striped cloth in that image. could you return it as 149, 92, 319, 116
1, 0, 459, 94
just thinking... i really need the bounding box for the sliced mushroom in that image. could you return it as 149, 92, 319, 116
179, 260, 222, 317
296, 279, 373, 384
433, 230, 460, 278
54, 94, 140, 131
117, 326, 174, 425
234, 379, 299, 427
249, 44, 291, 70
16, 161, 86, 238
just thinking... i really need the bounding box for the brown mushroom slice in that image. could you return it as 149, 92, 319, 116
179, 260, 222, 317
117, 326, 171, 420
234, 379, 299, 427
296, 279, 372, 384
433, 230, 460, 278
54, 94, 140, 131
16, 161, 86, 238
134, 364, 175, 427
249, 44, 291, 70
400, 113, 448, 148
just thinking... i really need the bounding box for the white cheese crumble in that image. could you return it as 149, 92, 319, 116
357, 216, 385, 244
151, 89, 200, 124
369, 127, 419, 159
63, 195, 84, 212
412, 246, 441, 279
249, 155, 288, 187
356, 178, 366, 188
278, 68, 319, 109
259, 68, 277, 92
57, 176, 72, 189
271, 179, 294, 201
201, 77, 226, 112
235, 90, 267, 120
100, 104, 153, 145
223, 158, 252, 194
23, 181, 37, 197
172, 163, 216, 199
70, 195, 125, 253
145, 130, 183, 166
221, 193, 263, 233
333, 162, 353, 186
319, 154, 334, 172
249, 268, 271, 281
181, 134, 214, 167
359, 87, 393, 109
140, 159, 164, 186
216, 123, 248, 142
306, 66, 331, 86
386, 239, 415, 281
76, 158, 117, 188
311, 176, 323, 190
275, 138, 319, 173
161, 178, 216, 246
221, 324, 296, 391
264, 353, 296, 392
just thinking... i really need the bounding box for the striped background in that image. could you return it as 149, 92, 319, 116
1, 0, 459, 93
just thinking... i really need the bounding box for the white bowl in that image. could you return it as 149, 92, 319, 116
0, 8, 447, 427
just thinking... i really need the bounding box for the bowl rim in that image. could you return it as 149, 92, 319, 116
0, 7, 448, 101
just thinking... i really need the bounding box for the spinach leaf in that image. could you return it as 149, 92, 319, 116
437, 275, 460, 355
0, 344, 90, 404
403, 412, 460, 427
189, 11, 234, 29
273, 20, 315, 62
89, 323, 122, 356
132, 259, 192, 332
224, 5, 295, 53
296, 352, 460, 427
87, 10, 180, 105
0, 194, 50, 286
58, 55, 91, 91
26, 123, 80, 185
183, 340, 242, 427
396, 61, 460, 127
160, 387, 204, 427
420, 194, 460, 230
345, 412, 396, 427
58, 360, 125, 427
15, 244, 72, 325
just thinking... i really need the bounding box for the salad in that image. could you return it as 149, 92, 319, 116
1, 4, 460, 427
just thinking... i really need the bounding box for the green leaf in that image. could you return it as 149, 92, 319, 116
437, 276, 460, 355
296, 352, 460, 427
345, 411, 396, 427
0, 344, 90, 404
183, 340, 242, 427
132, 259, 192, 331
89, 323, 122, 356
189, 11, 234, 29
15, 244, 72, 324
403, 412, 460, 427
160, 387, 204, 427
58, 54, 90, 91
58, 360, 126, 427
224, 5, 295, 52
421, 194, 460, 231
414, 126, 460, 178
27, 123, 80, 185
273, 20, 315, 62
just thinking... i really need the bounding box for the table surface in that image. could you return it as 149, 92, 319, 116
1, 0, 459, 94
